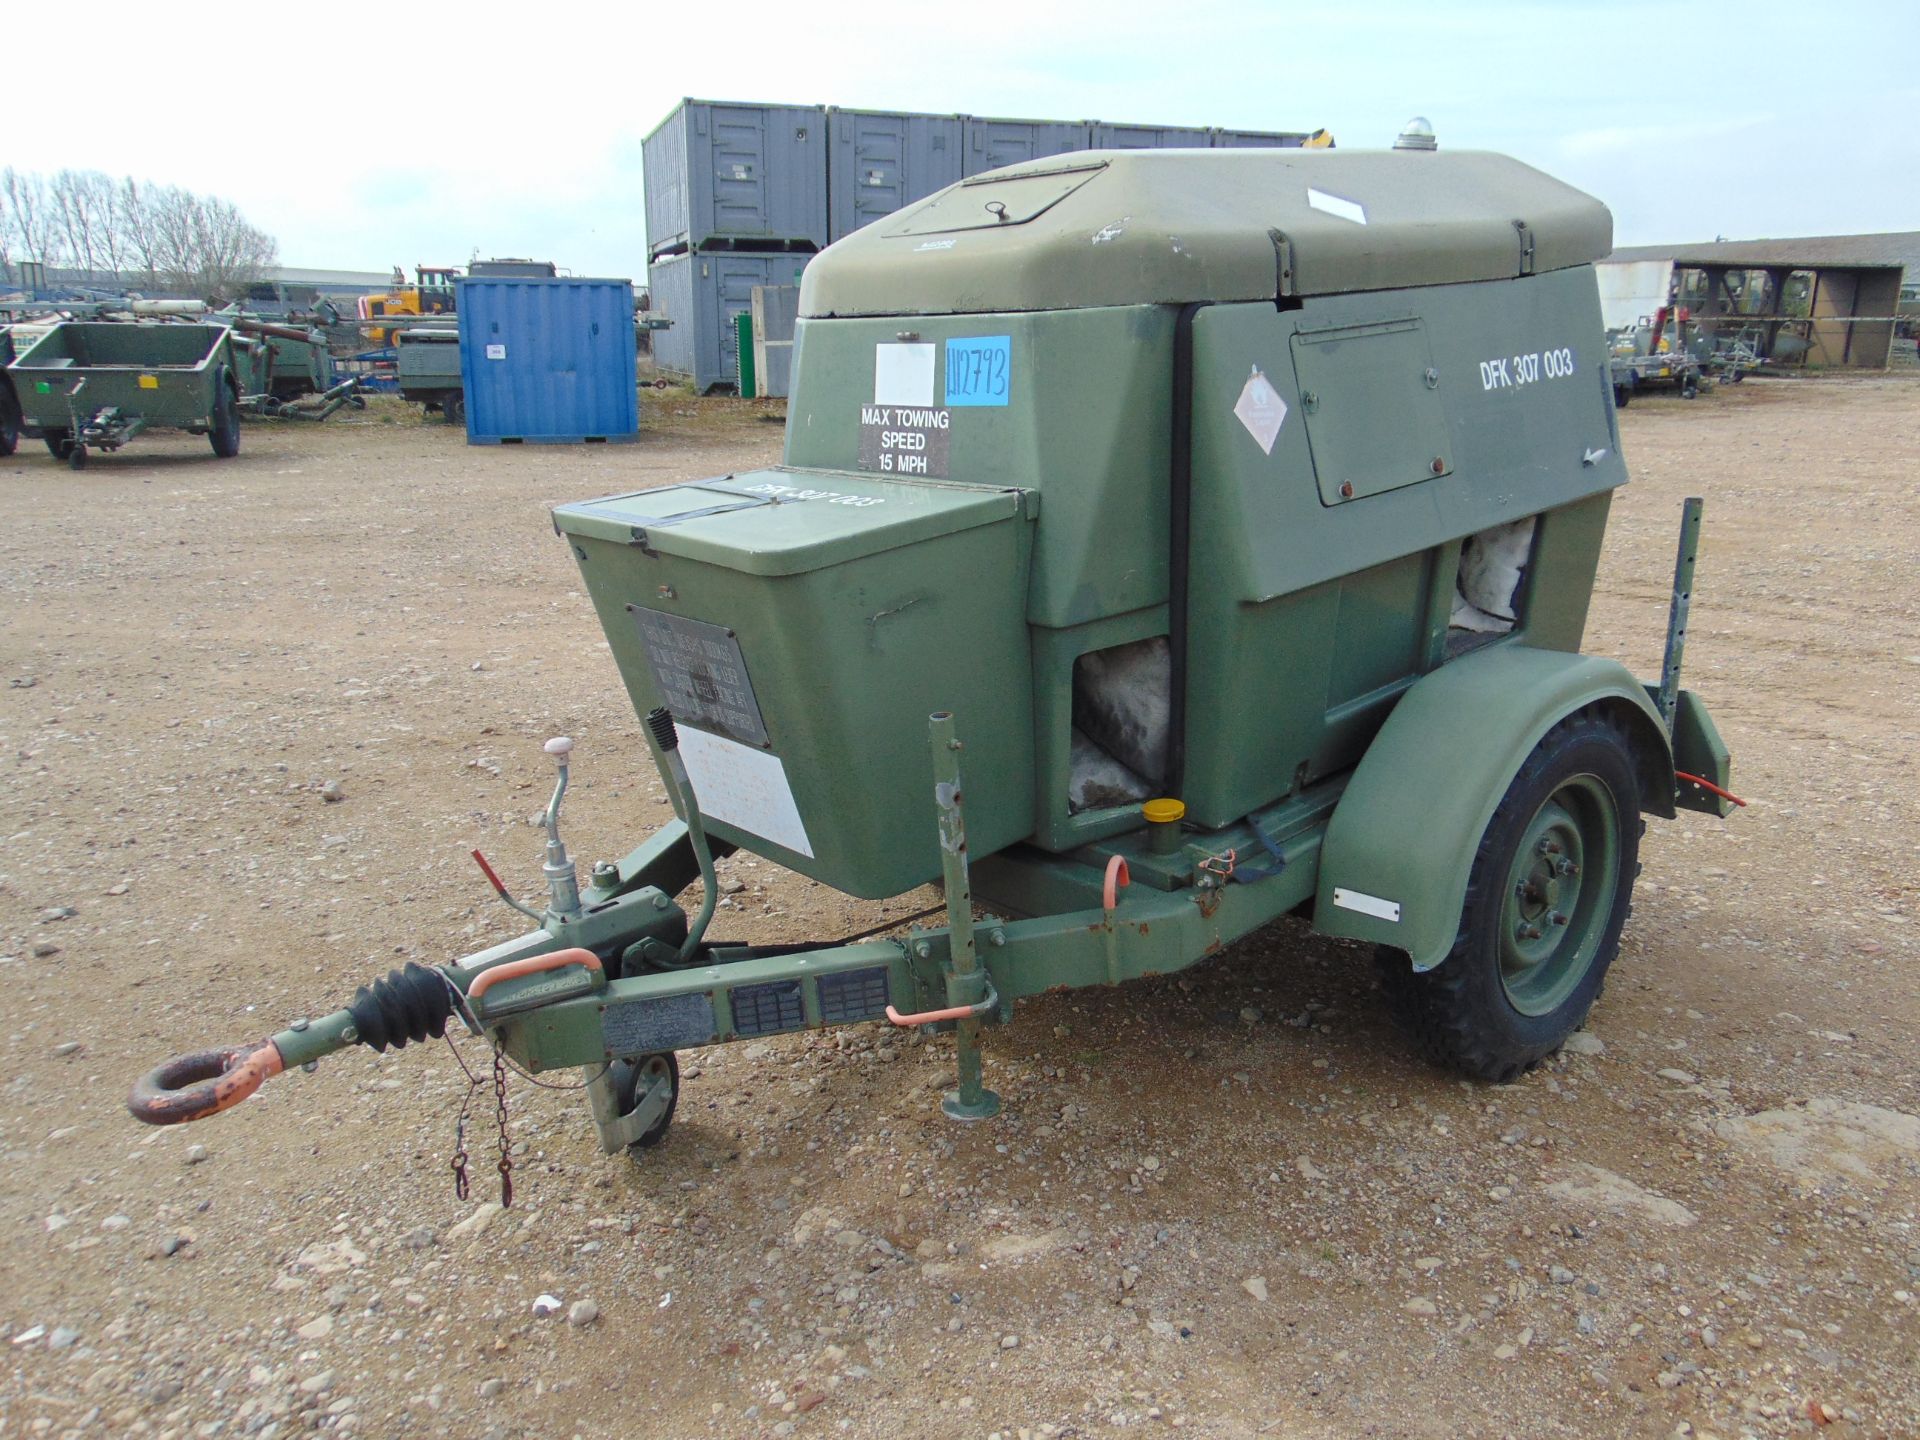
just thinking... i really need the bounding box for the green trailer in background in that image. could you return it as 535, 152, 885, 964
394, 326, 465, 425
9, 321, 265, 468
135, 147, 1737, 1176
0, 326, 20, 456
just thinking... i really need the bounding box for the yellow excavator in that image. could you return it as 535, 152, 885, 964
356, 265, 460, 348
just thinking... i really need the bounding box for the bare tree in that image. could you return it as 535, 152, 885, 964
86, 171, 128, 278
52, 168, 105, 280
3, 168, 62, 274
0, 167, 278, 297
118, 176, 161, 289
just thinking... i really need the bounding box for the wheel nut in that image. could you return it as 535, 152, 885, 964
1550, 911, 1569, 927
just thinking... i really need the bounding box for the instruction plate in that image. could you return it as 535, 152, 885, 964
677, 726, 815, 858
629, 608, 768, 747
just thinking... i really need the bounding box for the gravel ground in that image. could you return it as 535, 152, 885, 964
0, 378, 1915, 1440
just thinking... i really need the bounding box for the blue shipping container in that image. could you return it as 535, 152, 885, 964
456, 277, 639, 444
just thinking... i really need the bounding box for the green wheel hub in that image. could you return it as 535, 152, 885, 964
1498, 774, 1620, 1016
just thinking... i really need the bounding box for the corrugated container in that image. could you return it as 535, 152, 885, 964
961, 116, 1092, 176
1210, 127, 1312, 149
644, 99, 829, 258
455, 276, 638, 444
827, 107, 964, 242
648, 252, 812, 394
1089, 121, 1211, 149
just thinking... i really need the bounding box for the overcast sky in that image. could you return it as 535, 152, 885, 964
9, 0, 1916, 280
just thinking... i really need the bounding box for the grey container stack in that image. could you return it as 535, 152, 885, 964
644, 100, 829, 259
827, 108, 964, 242
649, 252, 812, 395
960, 116, 1091, 176
1088, 121, 1212, 149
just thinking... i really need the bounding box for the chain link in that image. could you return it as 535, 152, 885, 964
492, 1046, 514, 1209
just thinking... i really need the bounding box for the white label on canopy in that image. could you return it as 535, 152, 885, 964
1307, 188, 1367, 226
676, 727, 815, 858
873, 342, 936, 406
1233, 366, 1289, 455
485, 343, 507, 360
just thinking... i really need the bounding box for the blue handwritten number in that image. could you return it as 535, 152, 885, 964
946, 337, 1012, 407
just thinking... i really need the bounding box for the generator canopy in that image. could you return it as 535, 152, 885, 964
800, 149, 1612, 317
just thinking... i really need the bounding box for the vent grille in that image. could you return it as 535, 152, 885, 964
731, 981, 804, 1037
817, 966, 891, 1026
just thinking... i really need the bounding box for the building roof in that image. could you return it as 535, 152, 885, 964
803, 148, 1611, 318
269, 266, 394, 288
1604, 231, 1920, 273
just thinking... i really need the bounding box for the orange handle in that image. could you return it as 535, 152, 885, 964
466, 947, 603, 1001
1676, 770, 1747, 807
128, 1039, 285, 1126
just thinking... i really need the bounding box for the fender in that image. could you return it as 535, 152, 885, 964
1312, 644, 1674, 971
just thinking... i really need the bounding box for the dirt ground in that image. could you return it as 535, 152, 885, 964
1, 377, 1916, 1440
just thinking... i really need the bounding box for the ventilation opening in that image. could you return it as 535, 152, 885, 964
1068, 637, 1170, 813
1448, 516, 1536, 656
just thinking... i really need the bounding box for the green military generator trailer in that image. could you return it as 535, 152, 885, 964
135, 146, 1736, 1160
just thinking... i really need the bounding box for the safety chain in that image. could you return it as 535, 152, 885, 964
451, 1076, 475, 1202
492, 1047, 514, 1208
444, 1033, 514, 1208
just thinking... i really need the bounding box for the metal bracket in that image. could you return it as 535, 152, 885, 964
1657, 498, 1704, 732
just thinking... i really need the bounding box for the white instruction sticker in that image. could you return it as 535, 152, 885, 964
485, 343, 507, 360
873, 342, 936, 406
1307, 188, 1367, 226
676, 727, 815, 858
1233, 366, 1289, 455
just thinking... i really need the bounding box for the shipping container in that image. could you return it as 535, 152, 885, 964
455, 276, 638, 444
960, 116, 1091, 176
644, 99, 828, 258
1088, 121, 1211, 149
750, 284, 801, 398
1210, 127, 1314, 148
648, 252, 811, 394
827, 108, 964, 242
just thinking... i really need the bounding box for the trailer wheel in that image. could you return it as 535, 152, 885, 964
69, 444, 88, 471
0, 382, 19, 456
1377, 710, 1641, 1082
209, 373, 241, 459
1612, 384, 1631, 409
442, 393, 465, 427
43, 430, 76, 462
608, 1051, 679, 1152
1679, 373, 1700, 400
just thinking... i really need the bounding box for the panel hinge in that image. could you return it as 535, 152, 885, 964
1269, 229, 1296, 300
1514, 220, 1536, 276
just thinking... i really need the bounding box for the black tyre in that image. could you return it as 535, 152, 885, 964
44, 429, 75, 461
1612, 384, 1631, 409
442, 392, 465, 427
1679, 372, 1699, 400
0, 382, 19, 456
608, 1051, 679, 1152
1377, 709, 1642, 1082
209, 372, 241, 458
69, 444, 88, 471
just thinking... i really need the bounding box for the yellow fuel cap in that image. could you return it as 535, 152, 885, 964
1142, 798, 1186, 825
